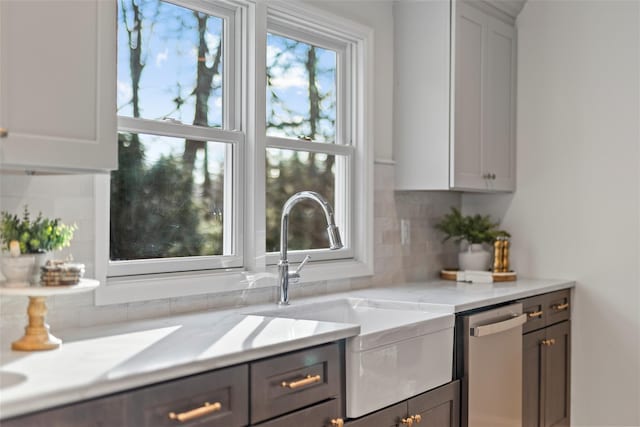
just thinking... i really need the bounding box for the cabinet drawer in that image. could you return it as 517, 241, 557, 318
251, 342, 340, 424
128, 364, 248, 427
520, 293, 547, 333
546, 290, 570, 326
253, 399, 341, 427
519, 289, 571, 333
2, 394, 126, 427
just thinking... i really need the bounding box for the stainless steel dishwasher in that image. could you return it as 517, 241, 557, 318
460, 303, 527, 427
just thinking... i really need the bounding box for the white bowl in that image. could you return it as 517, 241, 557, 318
1, 255, 36, 284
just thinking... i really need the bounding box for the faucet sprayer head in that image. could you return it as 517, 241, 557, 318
327, 224, 343, 250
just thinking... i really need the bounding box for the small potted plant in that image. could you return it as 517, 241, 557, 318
434, 207, 509, 271
0, 207, 76, 285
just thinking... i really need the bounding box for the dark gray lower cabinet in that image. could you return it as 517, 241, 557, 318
408, 380, 460, 427
128, 364, 249, 427
346, 380, 460, 427
542, 321, 570, 427
2, 342, 342, 427
254, 398, 341, 427
521, 289, 571, 427
0, 393, 127, 427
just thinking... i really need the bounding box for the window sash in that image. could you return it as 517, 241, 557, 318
264, 16, 353, 263
109, 0, 245, 278
107, 125, 243, 277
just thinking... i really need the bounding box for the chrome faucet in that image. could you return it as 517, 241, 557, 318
278, 191, 343, 305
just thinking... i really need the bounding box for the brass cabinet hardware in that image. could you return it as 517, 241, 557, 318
541, 338, 556, 347
281, 374, 321, 389
401, 417, 414, 426
168, 401, 221, 422
330, 418, 344, 427
528, 310, 544, 318
0, 128, 7, 138
412, 414, 422, 423
552, 303, 569, 311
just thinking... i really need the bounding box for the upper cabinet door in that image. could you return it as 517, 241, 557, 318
451, 1, 516, 192
452, 3, 486, 190
483, 14, 516, 192
0, 0, 117, 173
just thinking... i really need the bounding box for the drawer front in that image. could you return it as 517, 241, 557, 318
251, 342, 340, 424
2, 394, 126, 427
545, 290, 570, 326
128, 364, 248, 427
253, 399, 341, 427
520, 293, 547, 333
345, 402, 407, 427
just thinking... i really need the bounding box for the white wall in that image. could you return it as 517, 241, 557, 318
463, 1, 640, 425
309, 1, 395, 161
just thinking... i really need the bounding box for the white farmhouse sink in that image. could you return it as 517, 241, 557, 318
252, 298, 454, 418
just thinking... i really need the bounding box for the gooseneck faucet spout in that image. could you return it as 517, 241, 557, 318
278, 191, 343, 305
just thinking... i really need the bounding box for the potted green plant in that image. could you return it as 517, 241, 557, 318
434, 207, 509, 271
0, 207, 76, 285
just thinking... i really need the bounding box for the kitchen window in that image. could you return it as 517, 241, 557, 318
109, 0, 243, 277
264, 19, 352, 263
96, 1, 372, 304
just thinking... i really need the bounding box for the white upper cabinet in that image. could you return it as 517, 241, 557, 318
394, 0, 517, 192
0, 0, 117, 173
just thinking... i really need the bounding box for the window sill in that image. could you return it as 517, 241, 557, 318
94, 259, 372, 306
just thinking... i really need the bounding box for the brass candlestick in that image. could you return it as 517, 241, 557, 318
501, 238, 510, 272
493, 238, 504, 272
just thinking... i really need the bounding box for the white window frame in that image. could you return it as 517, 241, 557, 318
264, 14, 354, 265
95, 0, 373, 305
106, 0, 244, 278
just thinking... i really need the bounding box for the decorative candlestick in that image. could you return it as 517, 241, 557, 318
493, 238, 504, 272
501, 238, 511, 272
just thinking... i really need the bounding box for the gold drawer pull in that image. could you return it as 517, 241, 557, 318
541, 338, 556, 347
528, 310, 544, 318
402, 417, 414, 426
0, 128, 8, 138
552, 303, 569, 311
413, 414, 422, 423
330, 418, 344, 427
281, 374, 322, 389
168, 401, 221, 422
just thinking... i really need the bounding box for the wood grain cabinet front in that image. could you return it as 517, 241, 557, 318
127, 364, 248, 427
250, 342, 341, 424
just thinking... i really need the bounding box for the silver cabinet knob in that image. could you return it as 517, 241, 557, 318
0, 128, 8, 138
491, 173, 496, 180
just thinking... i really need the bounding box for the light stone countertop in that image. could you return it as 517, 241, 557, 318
0, 277, 574, 420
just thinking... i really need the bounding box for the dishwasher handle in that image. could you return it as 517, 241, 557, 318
470, 313, 527, 337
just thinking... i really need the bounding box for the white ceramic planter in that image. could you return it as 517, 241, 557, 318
1, 255, 36, 286
32, 252, 52, 285
458, 243, 491, 271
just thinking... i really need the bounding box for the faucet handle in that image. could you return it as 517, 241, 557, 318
289, 255, 311, 283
